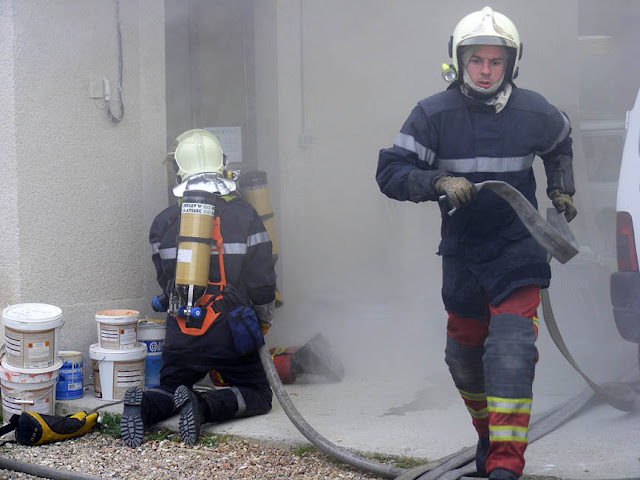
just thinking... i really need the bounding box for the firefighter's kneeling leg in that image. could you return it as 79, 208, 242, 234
483, 313, 537, 477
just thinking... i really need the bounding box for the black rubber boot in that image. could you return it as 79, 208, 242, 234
174, 385, 203, 445
489, 467, 519, 480
476, 435, 490, 477
291, 333, 345, 381
121, 387, 145, 448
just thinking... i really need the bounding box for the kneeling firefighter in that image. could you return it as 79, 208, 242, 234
121, 129, 276, 448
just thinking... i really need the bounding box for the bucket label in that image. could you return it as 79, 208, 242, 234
99, 324, 137, 349
142, 339, 164, 354
2, 385, 54, 419
145, 356, 162, 388
3, 327, 56, 369
113, 360, 144, 400
92, 359, 102, 398
56, 359, 84, 399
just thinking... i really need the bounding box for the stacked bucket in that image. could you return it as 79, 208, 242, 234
89, 310, 166, 400
89, 310, 147, 401
0, 303, 65, 423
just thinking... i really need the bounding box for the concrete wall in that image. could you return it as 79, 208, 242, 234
0, 0, 166, 379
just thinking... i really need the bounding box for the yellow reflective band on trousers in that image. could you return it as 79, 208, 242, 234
460, 389, 487, 402
489, 425, 529, 443
459, 389, 488, 419
487, 396, 532, 414
271, 346, 286, 357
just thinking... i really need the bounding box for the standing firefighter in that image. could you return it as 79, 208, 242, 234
121, 129, 276, 447
376, 7, 576, 480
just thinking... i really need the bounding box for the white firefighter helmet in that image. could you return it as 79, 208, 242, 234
449, 6, 522, 80
172, 129, 225, 181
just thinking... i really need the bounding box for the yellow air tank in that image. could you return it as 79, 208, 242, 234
175, 190, 217, 319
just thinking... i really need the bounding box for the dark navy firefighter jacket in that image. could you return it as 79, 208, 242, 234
376, 85, 574, 306
149, 193, 276, 367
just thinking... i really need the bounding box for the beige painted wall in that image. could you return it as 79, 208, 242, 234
0, 0, 166, 378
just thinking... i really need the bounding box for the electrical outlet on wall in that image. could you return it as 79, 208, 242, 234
89, 75, 104, 99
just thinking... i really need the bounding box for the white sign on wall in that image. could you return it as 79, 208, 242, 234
205, 126, 242, 164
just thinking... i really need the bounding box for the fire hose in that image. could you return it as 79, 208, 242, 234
0, 182, 635, 480
259, 180, 639, 480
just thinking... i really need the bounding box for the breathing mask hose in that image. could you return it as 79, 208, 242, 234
258, 345, 404, 479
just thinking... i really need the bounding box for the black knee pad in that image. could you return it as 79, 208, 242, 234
483, 314, 537, 398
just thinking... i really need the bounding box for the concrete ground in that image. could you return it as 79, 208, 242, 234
58, 339, 640, 480
57, 255, 640, 479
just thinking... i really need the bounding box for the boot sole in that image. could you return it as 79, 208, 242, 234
174, 386, 201, 445
121, 387, 145, 448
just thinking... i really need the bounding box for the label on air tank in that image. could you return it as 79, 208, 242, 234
177, 249, 193, 263
181, 203, 215, 216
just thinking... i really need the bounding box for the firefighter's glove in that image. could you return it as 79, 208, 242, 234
8, 411, 99, 446
435, 176, 477, 209
254, 300, 275, 335
548, 189, 577, 223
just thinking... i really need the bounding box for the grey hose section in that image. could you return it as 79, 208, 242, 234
258, 345, 404, 479
541, 288, 638, 412
475, 181, 579, 264
260, 182, 631, 479
0, 455, 105, 480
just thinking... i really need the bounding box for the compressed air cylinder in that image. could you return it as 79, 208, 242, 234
175, 190, 217, 311
239, 171, 278, 257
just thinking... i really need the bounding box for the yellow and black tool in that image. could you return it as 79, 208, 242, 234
0, 411, 99, 446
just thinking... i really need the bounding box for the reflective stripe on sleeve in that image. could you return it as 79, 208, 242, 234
538, 110, 571, 156
438, 154, 534, 173
159, 247, 177, 260
394, 132, 437, 165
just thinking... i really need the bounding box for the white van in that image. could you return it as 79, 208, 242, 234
610, 87, 640, 367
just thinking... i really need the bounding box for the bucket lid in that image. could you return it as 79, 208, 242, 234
95, 309, 139, 318
138, 318, 166, 328
89, 342, 147, 360
59, 350, 83, 360
2, 303, 63, 324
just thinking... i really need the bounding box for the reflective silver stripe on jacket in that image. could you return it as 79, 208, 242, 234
438, 154, 535, 173
158, 231, 270, 259
394, 132, 437, 165
159, 247, 177, 260
537, 110, 571, 156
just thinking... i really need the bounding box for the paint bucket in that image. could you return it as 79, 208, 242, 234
137, 318, 166, 388
56, 351, 84, 400
0, 359, 61, 422
95, 309, 139, 350
89, 343, 146, 401
2, 303, 64, 369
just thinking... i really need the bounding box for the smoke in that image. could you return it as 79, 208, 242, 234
162, 0, 640, 411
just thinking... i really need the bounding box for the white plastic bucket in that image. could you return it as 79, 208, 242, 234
137, 318, 166, 388
89, 343, 146, 401
0, 359, 61, 423
95, 309, 139, 350
56, 351, 84, 400
2, 303, 64, 369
